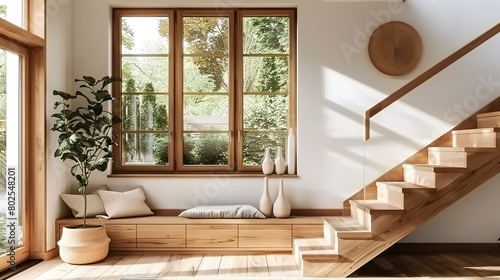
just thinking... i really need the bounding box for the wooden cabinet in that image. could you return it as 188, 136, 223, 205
186, 225, 238, 248
105, 224, 136, 248
137, 225, 186, 248
56, 216, 324, 252
239, 225, 291, 248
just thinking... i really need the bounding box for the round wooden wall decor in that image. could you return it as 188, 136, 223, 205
368, 21, 422, 76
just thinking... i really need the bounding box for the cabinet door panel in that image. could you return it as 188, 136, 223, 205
239, 225, 291, 248
187, 225, 237, 247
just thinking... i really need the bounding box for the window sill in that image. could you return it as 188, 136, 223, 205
108, 173, 299, 178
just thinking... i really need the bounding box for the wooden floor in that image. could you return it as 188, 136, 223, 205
8, 251, 500, 279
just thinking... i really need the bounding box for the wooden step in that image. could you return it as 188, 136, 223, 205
428, 147, 498, 168
350, 199, 404, 215
477, 111, 500, 128
452, 128, 500, 148
376, 181, 435, 193
324, 216, 371, 239
402, 164, 462, 189
403, 163, 467, 173
293, 238, 339, 261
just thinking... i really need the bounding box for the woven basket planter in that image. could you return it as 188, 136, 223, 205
57, 225, 110, 264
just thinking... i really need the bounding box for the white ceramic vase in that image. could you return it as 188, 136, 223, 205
274, 146, 286, 175
261, 147, 274, 175
259, 177, 273, 217
287, 128, 296, 175
273, 179, 291, 218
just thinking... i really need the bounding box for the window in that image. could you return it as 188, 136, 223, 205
113, 8, 296, 174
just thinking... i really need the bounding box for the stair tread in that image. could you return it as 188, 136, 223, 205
324, 216, 372, 238
427, 147, 497, 153
351, 199, 404, 211
477, 111, 500, 118
452, 127, 500, 134
294, 238, 339, 260
402, 163, 468, 173
376, 181, 436, 193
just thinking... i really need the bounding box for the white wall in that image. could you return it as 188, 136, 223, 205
46, 0, 500, 248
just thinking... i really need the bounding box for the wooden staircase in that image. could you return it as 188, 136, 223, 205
293, 111, 500, 277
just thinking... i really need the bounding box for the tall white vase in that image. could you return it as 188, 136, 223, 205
273, 179, 291, 218
287, 128, 296, 175
261, 147, 274, 175
274, 146, 286, 175
259, 177, 273, 217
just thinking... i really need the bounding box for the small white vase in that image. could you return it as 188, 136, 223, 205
259, 177, 273, 217
273, 179, 291, 218
274, 146, 286, 175
262, 147, 274, 175
287, 128, 296, 175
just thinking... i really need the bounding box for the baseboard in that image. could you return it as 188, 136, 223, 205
152, 208, 343, 216
387, 242, 500, 253
30, 248, 58, 260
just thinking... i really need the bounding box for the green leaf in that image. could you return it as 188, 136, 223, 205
53, 90, 74, 101
80, 76, 96, 86
95, 90, 112, 102
54, 148, 62, 157
70, 165, 79, 176
112, 115, 122, 124
92, 103, 103, 116
94, 158, 109, 172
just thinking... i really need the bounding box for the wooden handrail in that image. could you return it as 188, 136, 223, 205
364, 23, 500, 140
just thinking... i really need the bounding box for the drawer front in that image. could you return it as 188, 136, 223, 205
105, 224, 136, 248
239, 225, 291, 248
292, 224, 324, 239
137, 225, 185, 247
186, 225, 238, 248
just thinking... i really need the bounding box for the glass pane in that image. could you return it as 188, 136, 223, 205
122, 133, 169, 165
243, 56, 288, 93
184, 95, 228, 131
0, 1, 23, 28
183, 17, 229, 55
243, 95, 288, 131
122, 94, 168, 131
243, 17, 289, 54
122, 57, 169, 93
122, 17, 169, 54
243, 132, 286, 166
184, 57, 228, 93
0, 49, 22, 254
183, 133, 229, 165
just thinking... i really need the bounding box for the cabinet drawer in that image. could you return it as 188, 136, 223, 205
293, 224, 324, 239
239, 225, 291, 248
186, 225, 237, 248
105, 224, 136, 248
137, 225, 185, 248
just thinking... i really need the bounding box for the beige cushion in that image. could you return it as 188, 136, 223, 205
60, 185, 108, 218
97, 187, 154, 219
178, 205, 266, 219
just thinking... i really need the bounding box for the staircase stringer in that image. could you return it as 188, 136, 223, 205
343, 96, 500, 215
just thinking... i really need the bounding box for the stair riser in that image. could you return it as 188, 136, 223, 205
453, 132, 499, 148
428, 150, 467, 167
350, 202, 372, 232
377, 186, 404, 209
477, 114, 500, 128
403, 167, 461, 189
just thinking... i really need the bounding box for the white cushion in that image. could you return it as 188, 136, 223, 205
178, 205, 266, 219
60, 185, 108, 218
97, 187, 154, 219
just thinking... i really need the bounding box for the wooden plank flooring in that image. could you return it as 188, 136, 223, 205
8, 251, 500, 279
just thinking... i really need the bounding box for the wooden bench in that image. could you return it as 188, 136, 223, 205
56, 216, 325, 253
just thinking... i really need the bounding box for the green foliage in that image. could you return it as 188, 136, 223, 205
153, 134, 168, 165
51, 76, 121, 225
183, 134, 228, 165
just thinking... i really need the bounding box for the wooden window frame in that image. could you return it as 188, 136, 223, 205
112, 8, 296, 175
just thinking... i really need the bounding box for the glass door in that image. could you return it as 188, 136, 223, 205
0, 45, 29, 271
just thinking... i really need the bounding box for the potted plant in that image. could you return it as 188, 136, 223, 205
51, 75, 121, 264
